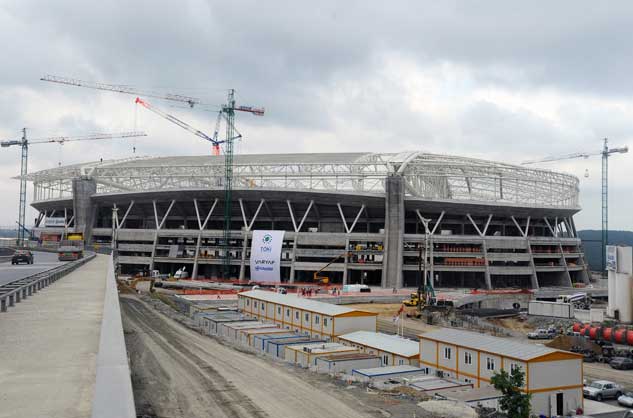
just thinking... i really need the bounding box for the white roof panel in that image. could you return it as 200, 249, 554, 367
352, 365, 424, 377
420, 328, 558, 361
239, 290, 374, 317
339, 331, 419, 358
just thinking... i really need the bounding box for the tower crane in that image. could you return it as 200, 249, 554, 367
41, 75, 265, 278
522, 138, 629, 274
1, 129, 147, 246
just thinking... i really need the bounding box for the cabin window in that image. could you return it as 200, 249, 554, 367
487, 357, 495, 371
464, 352, 472, 365
315, 315, 320, 324
444, 347, 452, 360
277, 306, 281, 315
323, 318, 328, 327
305, 313, 309, 321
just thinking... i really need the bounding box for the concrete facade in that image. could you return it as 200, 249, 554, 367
72, 177, 97, 243
29, 152, 590, 289
382, 175, 404, 289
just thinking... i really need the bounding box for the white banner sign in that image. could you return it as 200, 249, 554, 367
45, 217, 66, 227
250, 230, 285, 282
606, 245, 617, 272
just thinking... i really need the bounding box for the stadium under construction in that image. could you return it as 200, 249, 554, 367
25, 151, 589, 289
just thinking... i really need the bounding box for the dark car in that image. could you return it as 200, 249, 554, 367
11, 249, 33, 265
610, 357, 633, 370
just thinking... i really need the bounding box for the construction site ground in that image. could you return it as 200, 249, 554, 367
121, 294, 441, 418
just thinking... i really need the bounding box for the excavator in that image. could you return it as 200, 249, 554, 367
313, 252, 352, 284
402, 279, 437, 318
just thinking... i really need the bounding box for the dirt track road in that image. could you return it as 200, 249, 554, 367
121, 296, 375, 418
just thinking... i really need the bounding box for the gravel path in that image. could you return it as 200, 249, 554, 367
121, 295, 378, 418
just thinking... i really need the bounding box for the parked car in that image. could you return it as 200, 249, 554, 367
618, 392, 633, 408
11, 249, 33, 265
583, 351, 596, 363
610, 357, 633, 370
527, 328, 556, 339
583, 380, 623, 401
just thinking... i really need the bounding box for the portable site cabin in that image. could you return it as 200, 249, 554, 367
314, 353, 381, 374
239, 328, 290, 347
237, 290, 377, 340
225, 323, 278, 343
193, 312, 220, 328
203, 314, 252, 336
418, 328, 584, 417
220, 321, 268, 340
351, 365, 426, 383
252, 332, 306, 352
285, 342, 359, 368
337, 331, 420, 367
266, 337, 326, 359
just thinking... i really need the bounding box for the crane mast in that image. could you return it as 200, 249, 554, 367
522, 138, 628, 274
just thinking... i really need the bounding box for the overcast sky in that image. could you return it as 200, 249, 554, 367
0, 1, 631, 230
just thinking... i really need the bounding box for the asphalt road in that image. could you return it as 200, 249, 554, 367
0, 251, 64, 286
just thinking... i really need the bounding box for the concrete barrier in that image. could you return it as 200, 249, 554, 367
91, 255, 135, 418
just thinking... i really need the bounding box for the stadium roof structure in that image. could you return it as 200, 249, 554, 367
25, 151, 579, 209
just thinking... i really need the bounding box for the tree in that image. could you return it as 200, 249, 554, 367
490, 366, 531, 418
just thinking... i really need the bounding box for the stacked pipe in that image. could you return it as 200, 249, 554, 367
572, 323, 633, 346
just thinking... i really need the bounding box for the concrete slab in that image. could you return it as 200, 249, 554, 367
0, 255, 107, 418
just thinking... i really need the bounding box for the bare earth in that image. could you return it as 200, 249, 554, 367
121, 295, 399, 418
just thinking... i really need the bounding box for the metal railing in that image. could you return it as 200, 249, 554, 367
0, 253, 96, 312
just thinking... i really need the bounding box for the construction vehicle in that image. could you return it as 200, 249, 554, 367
557, 292, 592, 309
1, 129, 146, 246
313, 253, 352, 284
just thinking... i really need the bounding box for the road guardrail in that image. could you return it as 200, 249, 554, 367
0, 253, 96, 312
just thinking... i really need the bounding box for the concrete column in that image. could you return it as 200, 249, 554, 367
192, 234, 203, 279
289, 233, 298, 283
72, 177, 97, 244
381, 175, 404, 289
559, 243, 574, 287
525, 239, 540, 289
239, 230, 249, 281
343, 237, 350, 285
482, 240, 492, 289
